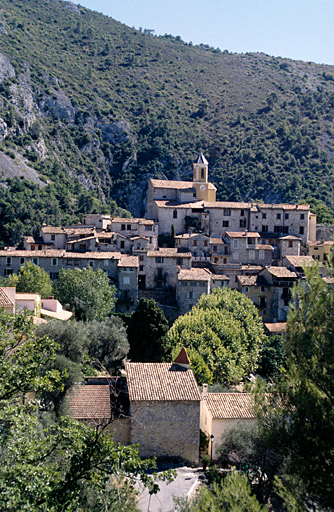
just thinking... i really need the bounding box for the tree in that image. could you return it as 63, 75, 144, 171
166, 288, 266, 384
53, 267, 117, 321
256, 264, 334, 510
11, 261, 52, 298
188, 471, 265, 512
257, 334, 286, 378
127, 299, 169, 362
87, 316, 129, 370
0, 310, 172, 510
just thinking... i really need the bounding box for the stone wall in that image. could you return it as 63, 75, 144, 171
130, 400, 200, 465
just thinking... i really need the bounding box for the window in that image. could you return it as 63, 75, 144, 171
145, 225, 152, 231
240, 209, 244, 216
156, 257, 164, 264
180, 281, 187, 287
262, 213, 267, 219
52, 258, 58, 266
223, 209, 231, 216
233, 239, 238, 249
139, 255, 144, 262
127, 224, 131, 230
249, 250, 255, 259
188, 291, 193, 299
4, 268, 13, 276
173, 209, 178, 219
262, 225, 268, 233
223, 220, 229, 228
274, 225, 282, 233
32, 257, 39, 265
299, 226, 304, 235
288, 241, 293, 248
204, 240, 208, 247
223, 258, 227, 264
240, 219, 246, 228
50, 272, 59, 280
51, 234, 56, 241
259, 250, 265, 260
79, 244, 86, 251
20, 257, 25, 265
213, 246, 217, 252
300, 214, 305, 220
120, 241, 125, 249
6, 257, 12, 266
121, 224, 126, 231
38, 245, 42, 251
31, 245, 35, 251
233, 251, 239, 261
201, 168, 204, 179
282, 226, 289, 234
74, 260, 79, 266
277, 213, 281, 220
285, 213, 289, 220
177, 258, 183, 265
193, 240, 197, 246
89, 261, 94, 267
248, 237, 255, 245
139, 265, 144, 272
104, 259, 109, 267
261, 286, 266, 292
123, 276, 130, 285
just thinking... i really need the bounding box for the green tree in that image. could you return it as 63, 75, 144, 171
12, 261, 52, 298
166, 288, 266, 384
53, 267, 117, 321
0, 310, 172, 510
189, 471, 265, 512
127, 299, 169, 362
256, 264, 334, 510
257, 334, 286, 378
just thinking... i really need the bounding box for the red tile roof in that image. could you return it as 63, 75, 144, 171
203, 393, 255, 419
125, 362, 201, 402
0, 288, 14, 307
69, 385, 111, 419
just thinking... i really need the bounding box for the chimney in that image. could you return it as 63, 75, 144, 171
202, 383, 208, 397
173, 347, 191, 369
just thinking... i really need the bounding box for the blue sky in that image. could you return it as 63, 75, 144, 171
73, 0, 334, 65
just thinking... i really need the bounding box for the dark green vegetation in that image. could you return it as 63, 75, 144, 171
0, 310, 171, 511
7, 261, 53, 298
166, 288, 266, 384
1, 0, 334, 245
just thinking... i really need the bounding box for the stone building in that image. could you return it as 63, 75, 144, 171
174, 233, 211, 263
307, 240, 334, 263
259, 266, 298, 322
145, 248, 192, 290
117, 255, 139, 313
222, 231, 273, 266
125, 349, 201, 464
236, 275, 270, 321
277, 235, 302, 259
200, 389, 256, 460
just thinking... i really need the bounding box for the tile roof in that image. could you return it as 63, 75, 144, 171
203, 201, 251, 209
211, 274, 230, 280
225, 231, 260, 238
256, 244, 273, 250
251, 203, 309, 211
210, 238, 224, 244
178, 268, 211, 281
323, 277, 334, 285
41, 308, 73, 321
284, 255, 315, 267
265, 266, 297, 278
279, 235, 302, 241
70, 385, 111, 419
154, 200, 204, 209
118, 255, 139, 267
147, 249, 192, 258
241, 265, 263, 271
67, 236, 96, 244
16, 293, 40, 300
125, 362, 201, 402
0, 250, 65, 257
175, 233, 209, 239
111, 217, 156, 225
0, 288, 14, 306
237, 275, 258, 286
264, 322, 287, 333
196, 153, 208, 165
203, 393, 255, 419
150, 179, 196, 190
64, 251, 121, 260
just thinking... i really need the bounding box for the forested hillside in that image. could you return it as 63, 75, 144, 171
1, 0, 334, 246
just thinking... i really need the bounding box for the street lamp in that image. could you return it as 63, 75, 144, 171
210, 434, 215, 462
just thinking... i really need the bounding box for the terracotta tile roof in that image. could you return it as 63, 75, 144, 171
225, 231, 260, 238
0, 250, 65, 257
118, 255, 139, 267
41, 226, 67, 234
41, 308, 73, 321
175, 233, 209, 239
0, 288, 14, 306
264, 322, 287, 333
266, 266, 297, 278
323, 277, 334, 284
16, 293, 40, 300
203, 393, 255, 419
111, 217, 156, 225
211, 274, 230, 280
70, 385, 111, 419
284, 255, 315, 267
24, 236, 36, 244
251, 203, 309, 211
130, 236, 150, 241
150, 179, 195, 189
154, 200, 204, 209
178, 268, 211, 281
204, 201, 251, 209
147, 249, 192, 258
67, 236, 96, 244
210, 238, 224, 244
64, 252, 121, 260
241, 265, 262, 271
64, 227, 96, 236
125, 362, 201, 402
279, 235, 302, 241
256, 245, 273, 250
237, 275, 258, 286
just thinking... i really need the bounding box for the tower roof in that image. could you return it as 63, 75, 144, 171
174, 347, 191, 366
196, 153, 208, 165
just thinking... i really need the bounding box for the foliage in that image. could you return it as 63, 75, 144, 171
166, 288, 266, 384
189, 471, 265, 512
255, 263, 334, 510
11, 261, 52, 298
1, 0, 334, 246
87, 316, 129, 370
257, 334, 286, 378
53, 267, 117, 321
127, 298, 169, 362
0, 310, 173, 510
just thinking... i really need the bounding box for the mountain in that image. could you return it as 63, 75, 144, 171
1, 0, 334, 246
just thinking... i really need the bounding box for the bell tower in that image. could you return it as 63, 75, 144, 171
193, 153, 208, 183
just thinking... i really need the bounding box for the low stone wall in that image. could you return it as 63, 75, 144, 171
108, 417, 131, 445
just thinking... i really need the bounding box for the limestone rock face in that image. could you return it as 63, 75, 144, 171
99, 120, 131, 144
42, 90, 76, 122
0, 54, 15, 83
0, 118, 7, 139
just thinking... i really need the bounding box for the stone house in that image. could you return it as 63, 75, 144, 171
307, 240, 334, 263
276, 235, 302, 259
174, 233, 211, 263
177, 268, 229, 314
146, 248, 192, 290
81, 214, 112, 230
236, 274, 270, 321
223, 231, 273, 266
117, 255, 139, 312
108, 217, 158, 245
259, 266, 298, 322
281, 255, 315, 276
200, 389, 256, 460
0, 287, 15, 313
264, 322, 287, 336
125, 349, 201, 464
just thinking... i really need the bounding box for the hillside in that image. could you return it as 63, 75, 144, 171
1, 0, 334, 245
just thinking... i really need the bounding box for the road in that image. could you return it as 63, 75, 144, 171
138, 466, 203, 512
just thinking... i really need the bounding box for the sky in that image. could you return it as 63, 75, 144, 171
72, 0, 334, 65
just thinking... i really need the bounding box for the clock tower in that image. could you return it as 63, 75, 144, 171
193, 153, 216, 201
